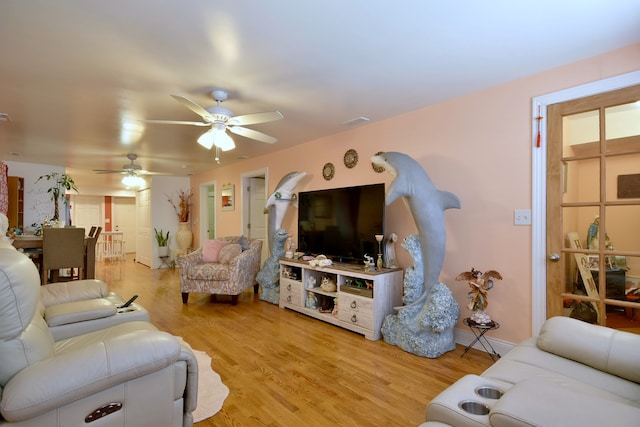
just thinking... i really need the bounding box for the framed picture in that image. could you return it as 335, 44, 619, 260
586, 255, 599, 270
221, 184, 234, 211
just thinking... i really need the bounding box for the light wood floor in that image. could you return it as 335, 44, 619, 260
96, 256, 494, 427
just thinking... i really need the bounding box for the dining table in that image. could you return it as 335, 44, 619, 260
12, 234, 97, 281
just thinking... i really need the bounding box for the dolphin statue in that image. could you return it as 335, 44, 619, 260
371, 152, 460, 306
265, 171, 306, 250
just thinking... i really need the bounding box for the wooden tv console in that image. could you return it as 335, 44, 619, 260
278, 259, 403, 340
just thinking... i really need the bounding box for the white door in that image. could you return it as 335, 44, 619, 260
244, 177, 267, 262
113, 196, 136, 253
70, 195, 103, 232
207, 184, 216, 239
136, 189, 152, 267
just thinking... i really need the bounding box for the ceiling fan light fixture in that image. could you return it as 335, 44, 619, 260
122, 173, 145, 188
213, 130, 235, 151
197, 129, 215, 149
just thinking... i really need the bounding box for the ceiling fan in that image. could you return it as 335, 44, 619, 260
93, 153, 156, 187
144, 90, 284, 151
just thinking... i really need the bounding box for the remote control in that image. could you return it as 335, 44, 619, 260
118, 295, 138, 308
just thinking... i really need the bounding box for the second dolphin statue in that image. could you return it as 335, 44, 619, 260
265, 171, 307, 253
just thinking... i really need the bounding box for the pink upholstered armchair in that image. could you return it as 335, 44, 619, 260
177, 236, 262, 305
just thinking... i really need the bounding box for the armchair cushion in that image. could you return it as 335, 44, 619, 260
187, 263, 230, 281
219, 243, 242, 264
202, 239, 228, 262
237, 235, 250, 251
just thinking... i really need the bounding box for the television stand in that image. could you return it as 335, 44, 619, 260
279, 259, 403, 340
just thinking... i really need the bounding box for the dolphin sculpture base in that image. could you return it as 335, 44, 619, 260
381, 235, 459, 358
381, 282, 459, 358
257, 229, 289, 304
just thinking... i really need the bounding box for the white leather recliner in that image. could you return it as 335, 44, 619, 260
0, 247, 199, 427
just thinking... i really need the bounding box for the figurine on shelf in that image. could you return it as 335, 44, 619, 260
306, 276, 317, 289
456, 267, 503, 324
320, 275, 337, 292
306, 291, 319, 310
308, 254, 332, 268
363, 254, 375, 271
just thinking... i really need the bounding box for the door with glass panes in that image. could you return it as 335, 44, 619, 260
546, 84, 640, 327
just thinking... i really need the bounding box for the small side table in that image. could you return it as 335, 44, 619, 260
461, 317, 501, 361
158, 255, 173, 269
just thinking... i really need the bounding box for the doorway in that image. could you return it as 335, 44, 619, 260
546, 85, 640, 328
113, 197, 136, 253
242, 169, 268, 264
199, 181, 216, 243
532, 70, 640, 333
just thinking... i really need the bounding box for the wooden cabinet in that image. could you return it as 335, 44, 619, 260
279, 259, 403, 340
7, 176, 24, 229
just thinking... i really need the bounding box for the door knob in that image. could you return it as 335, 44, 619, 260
548, 253, 560, 262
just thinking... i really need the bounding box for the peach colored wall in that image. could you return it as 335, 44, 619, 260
189, 44, 640, 344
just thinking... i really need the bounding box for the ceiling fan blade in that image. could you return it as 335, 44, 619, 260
227, 111, 283, 126
171, 94, 214, 122
93, 170, 125, 174
143, 119, 209, 126
228, 126, 278, 144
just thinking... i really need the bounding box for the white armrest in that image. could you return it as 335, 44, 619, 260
40, 280, 109, 306
44, 299, 116, 327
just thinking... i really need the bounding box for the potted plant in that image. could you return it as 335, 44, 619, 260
154, 228, 170, 256
36, 172, 79, 226
167, 189, 192, 222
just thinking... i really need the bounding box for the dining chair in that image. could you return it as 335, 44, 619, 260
41, 227, 86, 284
89, 226, 102, 239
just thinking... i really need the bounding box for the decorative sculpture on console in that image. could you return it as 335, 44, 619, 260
257, 229, 289, 304
373, 151, 461, 358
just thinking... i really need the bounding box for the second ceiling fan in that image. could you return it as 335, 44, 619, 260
145, 90, 283, 151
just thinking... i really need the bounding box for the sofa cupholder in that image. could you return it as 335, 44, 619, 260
458, 400, 490, 416
475, 386, 504, 399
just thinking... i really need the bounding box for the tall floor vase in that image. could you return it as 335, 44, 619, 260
176, 222, 193, 250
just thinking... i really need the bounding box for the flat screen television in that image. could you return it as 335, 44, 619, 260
297, 183, 385, 264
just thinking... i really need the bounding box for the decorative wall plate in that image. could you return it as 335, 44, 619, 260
343, 149, 358, 168
372, 151, 385, 173
322, 162, 335, 180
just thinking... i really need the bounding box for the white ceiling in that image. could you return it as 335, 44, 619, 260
1, 1, 640, 192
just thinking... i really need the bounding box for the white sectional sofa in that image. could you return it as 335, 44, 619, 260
423, 316, 640, 427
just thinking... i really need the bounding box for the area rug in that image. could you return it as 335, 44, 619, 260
176, 337, 230, 423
